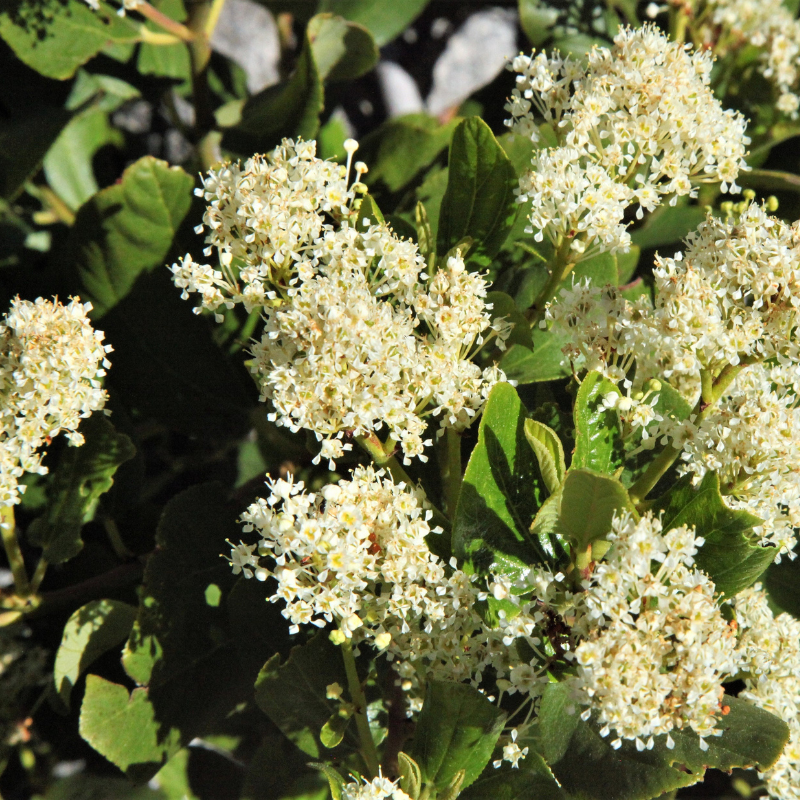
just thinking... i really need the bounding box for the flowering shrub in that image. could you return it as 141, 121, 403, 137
4, 2, 800, 799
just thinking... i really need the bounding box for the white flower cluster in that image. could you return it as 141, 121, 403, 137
703, 0, 800, 117
672, 365, 800, 558
342, 774, 411, 800
0, 297, 111, 508
734, 586, 800, 800
230, 466, 543, 709
506, 25, 749, 259
233, 468, 744, 754
568, 512, 738, 751
172, 139, 510, 466
546, 203, 800, 556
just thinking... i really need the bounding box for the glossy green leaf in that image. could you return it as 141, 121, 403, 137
308, 13, 378, 82
459, 753, 565, 800
559, 469, 632, 552
117, 483, 268, 773
486, 291, 533, 351
616, 246, 641, 284
54, 599, 137, 707
437, 117, 518, 266
43, 108, 123, 210
631, 204, 706, 250
622, 379, 691, 487
222, 30, 323, 154
27, 414, 135, 564
524, 418, 565, 494
361, 113, 458, 192
453, 382, 556, 576
254, 633, 357, 758
411, 681, 506, 791
0, 0, 139, 80
499, 326, 571, 385
570, 250, 619, 288
765, 554, 800, 619
572, 371, 625, 475
318, 0, 429, 46
67, 156, 193, 316
652, 472, 774, 596
539, 682, 788, 800
79, 675, 182, 782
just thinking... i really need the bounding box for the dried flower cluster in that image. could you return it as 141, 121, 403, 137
172, 139, 510, 466
505, 25, 749, 259
0, 297, 111, 508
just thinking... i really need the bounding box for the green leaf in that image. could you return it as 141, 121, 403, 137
317, 0, 429, 46
27, 413, 135, 564
631, 204, 706, 250
524, 418, 565, 494
498, 328, 571, 385
254, 633, 357, 758
570, 250, 619, 288
116, 483, 269, 776
398, 752, 423, 800
136, 41, 191, 83
486, 291, 532, 351
453, 382, 556, 576
459, 759, 565, 800
310, 762, 346, 800
43, 108, 123, 211
31, 774, 164, 800
54, 599, 137, 708
320, 713, 349, 748
518, 0, 559, 46
559, 469, 632, 552
221, 30, 323, 155
539, 682, 789, 800
616, 246, 641, 284
411, 681, 506, 791
308, 13, 378, 82
0, 0, 139, 80
572, 371, 625, 475
361, 113, 458, 192
738, 167, 800, 194
0, 104, 72, 200
652, 472, 774, 596
99, 270, 253, 437
668, 696, 789, 774
79, 675, 182, 782
67, 155, 193, 316
437, 117, 518, 266
765, 554, 800, 619
621, 379, 691, 487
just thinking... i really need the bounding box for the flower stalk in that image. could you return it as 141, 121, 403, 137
341, 640, 380, 779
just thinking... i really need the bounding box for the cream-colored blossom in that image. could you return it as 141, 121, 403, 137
172, 139, 510, 466
567, 512, 738, 751
735, 586, 800, 800
0, 297, 111, 508
506, 25, 749, 259
699, 0, 800, 118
